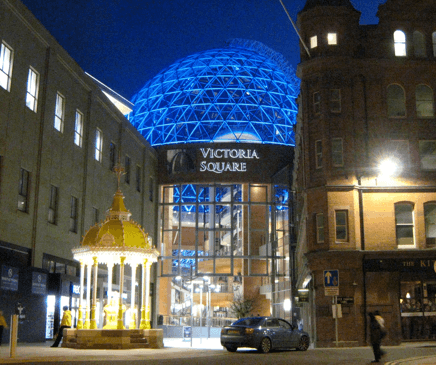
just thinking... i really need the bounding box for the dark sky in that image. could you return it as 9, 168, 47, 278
20, 0, 387, 100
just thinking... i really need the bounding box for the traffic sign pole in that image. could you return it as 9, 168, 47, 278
335, 296, 338, 347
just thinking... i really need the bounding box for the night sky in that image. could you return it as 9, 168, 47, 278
20, 0, 387, 100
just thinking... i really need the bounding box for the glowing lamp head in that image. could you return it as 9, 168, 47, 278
378, 158, 400, 177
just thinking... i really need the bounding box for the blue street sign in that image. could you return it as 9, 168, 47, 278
324, 270, 339, 287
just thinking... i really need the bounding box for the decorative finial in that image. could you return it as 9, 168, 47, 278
113, 155, 125, 191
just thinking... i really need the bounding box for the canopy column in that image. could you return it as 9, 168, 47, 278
140, 259, 152, 329
107, 261, 114, 303
117, 256, 126, 329
84, 261, 92, 329
77, 259, 85, 329
90, 256, 99, 329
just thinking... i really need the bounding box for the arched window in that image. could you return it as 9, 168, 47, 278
395, 202, 415, 247
387, 84, 406, 117
413, 31, 426, 57
394, 30, 407, 56
433, 32, 436, 57
416, 84, 434, 117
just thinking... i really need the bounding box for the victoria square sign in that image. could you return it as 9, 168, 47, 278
199, 148, 260, 174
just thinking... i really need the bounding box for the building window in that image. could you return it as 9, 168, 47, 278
109, 142, 116, 171
425, 203, 436, 247
136, 165, 141, 192
74, 110, 83, 147
387, 84, 406, 117
70, 196, 78, 233
149, 177, 154, 202
416, 84, 434, 117
95, 128, 103, 162
48, 185, 58, 224
413, 31, 426, 57
327, 33, 337, 45
313, 91, 321, 115
93, 207, 99, 224
316, 213, 324, 243
124, 156, 130, 184
394, 30, 407, 57
310, 36, 317, 49
315, 140, 322, 169
332, 138, 344, 167
335, 210, 348, 242
329, 89, 341, 112
26, 68, 39, 112
54, 93, 65, 132
433, 32, 436, 57
0, 42, 13, 91
18, 168, 29, 212
419, 141, 436, 170
395, 203, 414, 247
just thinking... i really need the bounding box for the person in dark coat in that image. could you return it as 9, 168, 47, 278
369, 311, 386, 363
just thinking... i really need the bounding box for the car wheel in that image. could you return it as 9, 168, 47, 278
297, 336, 310, 351
258, 337, 272, 353
225, 345, 238, 352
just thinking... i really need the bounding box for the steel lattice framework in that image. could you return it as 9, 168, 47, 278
130, 41, 300, 146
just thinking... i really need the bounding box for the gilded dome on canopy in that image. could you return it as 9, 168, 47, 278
80, 188, 150, 250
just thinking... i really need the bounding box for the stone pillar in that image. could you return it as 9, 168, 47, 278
140, 259, 152, 329
130, 263, 137, 329
77, 259, 85, 329
84, 261, 92, 329
117, 256, 126, 329
90, 256, 99, 329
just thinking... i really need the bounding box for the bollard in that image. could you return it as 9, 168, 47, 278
9, 314, 18, 358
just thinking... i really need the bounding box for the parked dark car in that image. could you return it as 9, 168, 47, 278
220, 316, 310, 353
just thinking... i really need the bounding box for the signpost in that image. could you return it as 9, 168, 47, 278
324, 270, 339, 347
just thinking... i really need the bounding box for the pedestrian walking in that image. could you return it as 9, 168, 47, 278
0, 311, 8, 346
51, 306, 71, 348
369, 311, 386, 363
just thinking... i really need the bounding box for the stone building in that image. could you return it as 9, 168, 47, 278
294, 0, 436, 347
0, 0, 158, 342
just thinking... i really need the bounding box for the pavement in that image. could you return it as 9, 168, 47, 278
0, 338, 435, 364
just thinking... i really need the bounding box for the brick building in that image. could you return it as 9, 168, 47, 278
293, 0, 436, 347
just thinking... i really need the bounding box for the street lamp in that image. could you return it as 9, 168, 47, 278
378, 158, 400, 178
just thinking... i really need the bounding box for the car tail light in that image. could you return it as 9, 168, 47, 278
245, 328, 254, 334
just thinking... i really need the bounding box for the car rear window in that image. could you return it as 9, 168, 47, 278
232, 318, 263, 327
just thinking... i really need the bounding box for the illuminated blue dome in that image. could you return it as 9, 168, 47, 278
130, 40, 300, 146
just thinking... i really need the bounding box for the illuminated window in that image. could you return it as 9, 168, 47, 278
413, 31, 426, 57
327, 33, 337, 45
70, 196, 78, 233
394, 30, 407, 57
419, 141, 436, 170
0, 42, 13, 91
395, 203, 414, 247
387, 84, 406, 117
416, 85, 434, 117
329, 89, 341, 112
18, 168, 29, 212
95, 128, 103, 162
315, 140, 322, 169
74, 110, 83, 147
424, 203, 436, 247
433, 32, 436, 57
313, 91, 321, 115
125, 155, 130, 184
332, 138, 343, 167
310, 36, 318, 49
335, 210, 348, 242
26, 68, 39, 112
48, 185, 58, 224
316, 213, 324, 243
54, 93, 65, 132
